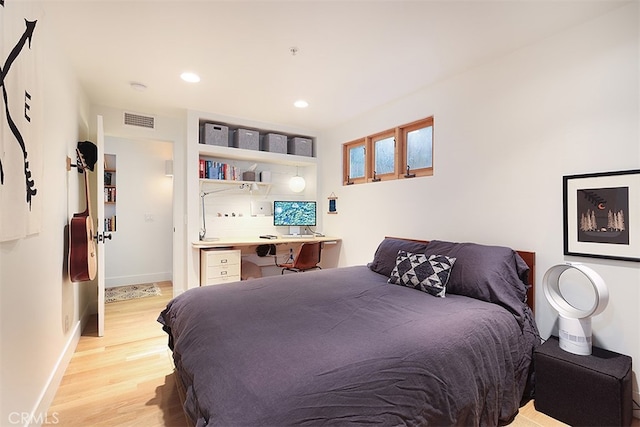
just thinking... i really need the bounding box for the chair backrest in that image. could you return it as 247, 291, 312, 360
293, 242, 322, 270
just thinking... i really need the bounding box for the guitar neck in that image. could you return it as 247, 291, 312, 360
86, 168, 92, 214
82, 169, 93, 219
76, 148, 93, 220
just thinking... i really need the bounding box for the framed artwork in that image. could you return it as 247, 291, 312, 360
563, 169, 640, 262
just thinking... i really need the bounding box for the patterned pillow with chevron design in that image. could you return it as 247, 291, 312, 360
388, 251, 457, 297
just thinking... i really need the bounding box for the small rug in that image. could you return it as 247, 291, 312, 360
105, 283, 161, 303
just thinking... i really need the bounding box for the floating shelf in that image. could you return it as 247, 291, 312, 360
198, 143, 317, 167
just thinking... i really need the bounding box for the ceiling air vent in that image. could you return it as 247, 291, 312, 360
123, 111, 155, 129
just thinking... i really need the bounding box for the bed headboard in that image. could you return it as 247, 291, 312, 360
516, 250, 535, 313
387, 238, 536, 313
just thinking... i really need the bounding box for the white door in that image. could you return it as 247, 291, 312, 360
95, 115, 106, 336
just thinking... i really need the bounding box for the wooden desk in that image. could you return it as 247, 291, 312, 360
193, 236, 342, 285
192, 235, 341, 249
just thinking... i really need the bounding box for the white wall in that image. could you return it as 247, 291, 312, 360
103, 137, 173, 287
319, 2, 639, 403
0, 2, 92, 423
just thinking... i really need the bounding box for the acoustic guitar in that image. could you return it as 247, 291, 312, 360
69, 148, 97, 282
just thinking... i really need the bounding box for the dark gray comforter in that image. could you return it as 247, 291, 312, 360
159, 266, 538, 426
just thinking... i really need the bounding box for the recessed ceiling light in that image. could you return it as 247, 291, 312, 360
181, 72, 200, 83
294, 100, 309, 108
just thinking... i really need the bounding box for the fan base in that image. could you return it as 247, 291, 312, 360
558, 315, 592, 355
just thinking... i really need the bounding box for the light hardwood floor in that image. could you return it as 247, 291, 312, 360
48, 281, 635, 426
49, 281, 187, 426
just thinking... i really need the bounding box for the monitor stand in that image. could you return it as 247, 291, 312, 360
283, 225, 315, 239
284, 226, 304, 237
283, 227, 315, 238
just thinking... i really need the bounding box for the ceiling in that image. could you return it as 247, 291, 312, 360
36, 1, 628, 132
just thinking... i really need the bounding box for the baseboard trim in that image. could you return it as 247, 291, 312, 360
28, 319, 81, 427
105, 272, 172, 288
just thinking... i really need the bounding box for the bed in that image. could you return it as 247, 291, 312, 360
158, 238, 541, 426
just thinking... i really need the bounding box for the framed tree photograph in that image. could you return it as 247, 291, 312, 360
563, 169, 640, 262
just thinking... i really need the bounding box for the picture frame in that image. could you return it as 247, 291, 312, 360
563, 169, 640, 262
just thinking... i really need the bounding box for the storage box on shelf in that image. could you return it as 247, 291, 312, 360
198, 119, 315, 158
242, 171, 256, 181
200, 123, 230, 147
260, 171, 271, 182
288, 137, 313, 156
233, 128, 260, 150
262, 133, 287, 154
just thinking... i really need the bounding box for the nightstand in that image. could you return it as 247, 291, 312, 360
534, 336, 633, 426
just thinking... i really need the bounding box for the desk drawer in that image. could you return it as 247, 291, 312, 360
202, 249, 240, 267
200, 249, 241, 286
201, 266, 240, 286
203, 275, 240, 286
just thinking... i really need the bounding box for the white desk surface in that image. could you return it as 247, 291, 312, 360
192, 235, 341, 249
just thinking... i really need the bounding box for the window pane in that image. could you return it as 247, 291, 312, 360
349, 145, 365, 178
375, 137, 395, 174
406, 126, 432, 170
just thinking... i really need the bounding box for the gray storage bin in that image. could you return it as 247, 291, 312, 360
262, 133, 287, 154
233, 128, 259, 150
288, 137, 313, 157
200, 123, 229, 146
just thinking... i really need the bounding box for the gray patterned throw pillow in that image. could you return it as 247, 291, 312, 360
388, 251, 456, 297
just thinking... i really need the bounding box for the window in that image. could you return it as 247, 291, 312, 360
369, 130, 398, 182
400, 117, 433, 178
342, 116, 433, 185
343, 139, 366, 185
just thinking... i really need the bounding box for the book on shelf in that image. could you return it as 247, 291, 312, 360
199, 159, 239, 181
104, 187, 116, 202
105, 216, 116, 232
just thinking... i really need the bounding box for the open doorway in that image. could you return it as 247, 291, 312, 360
103, 136, 174, 295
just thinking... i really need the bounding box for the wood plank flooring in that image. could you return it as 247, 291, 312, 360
49, 281, 187, 426
48, 281, 635, 426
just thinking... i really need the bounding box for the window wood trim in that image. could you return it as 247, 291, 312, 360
400, 117, 434, 179
342, 116, 434, 185
367, 129, 398, 182
342, 138, 367, 185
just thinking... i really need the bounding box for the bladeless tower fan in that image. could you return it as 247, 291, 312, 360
542, 263, 609, 355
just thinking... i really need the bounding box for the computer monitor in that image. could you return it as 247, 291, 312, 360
273, 201, 316, 235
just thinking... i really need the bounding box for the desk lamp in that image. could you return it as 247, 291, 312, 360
199, 182, 259, 241
542, 263, 609, 355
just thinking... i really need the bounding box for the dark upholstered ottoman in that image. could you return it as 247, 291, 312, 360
534, 336, 632, 426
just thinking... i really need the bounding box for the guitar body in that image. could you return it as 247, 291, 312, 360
69, 148, 97, 282
69, 213, 97, 282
